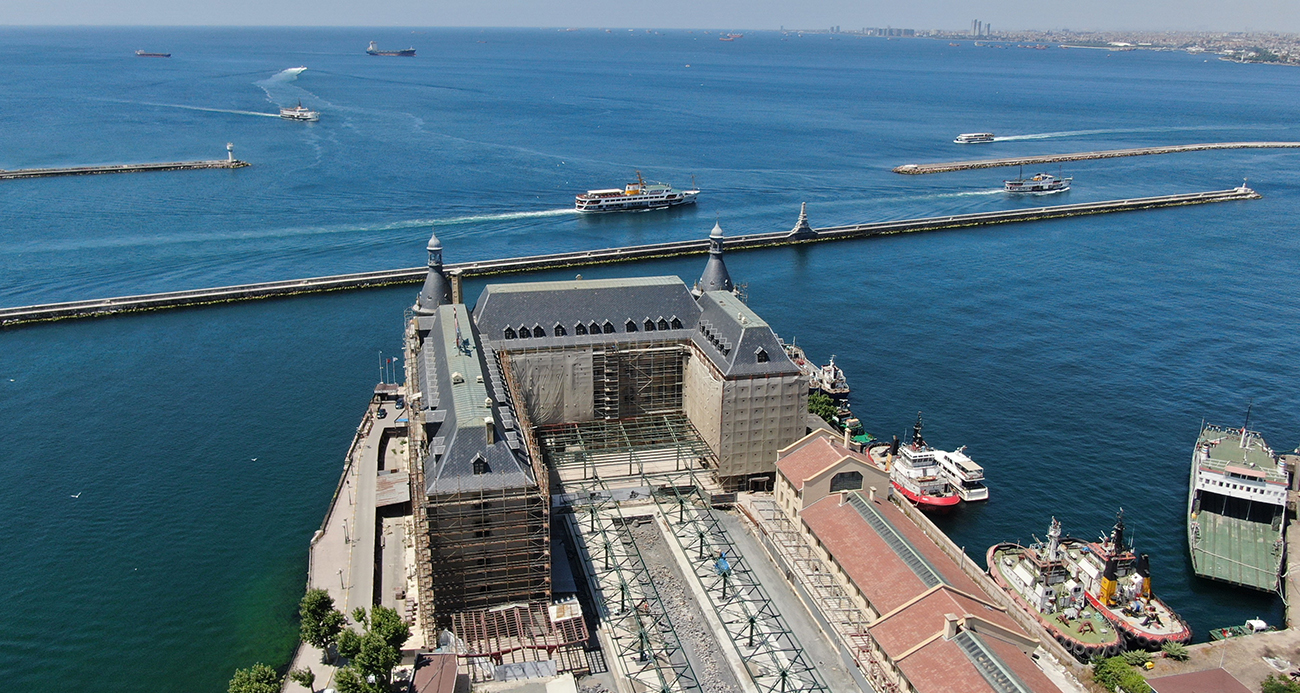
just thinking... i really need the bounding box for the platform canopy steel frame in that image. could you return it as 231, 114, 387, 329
537, 413, 715, 482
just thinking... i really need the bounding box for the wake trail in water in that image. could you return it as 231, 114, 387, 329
992, 125, 1252, 142
124, 101, 280, 118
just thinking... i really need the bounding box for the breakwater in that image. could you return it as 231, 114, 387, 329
0, 187, 1260, 327
893, 142, 1300, 174
0, 159, 249, 180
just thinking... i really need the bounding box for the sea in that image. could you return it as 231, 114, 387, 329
1, 27, 1299, 692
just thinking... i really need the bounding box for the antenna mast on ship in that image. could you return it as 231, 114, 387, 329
1241, 398, 1253, 448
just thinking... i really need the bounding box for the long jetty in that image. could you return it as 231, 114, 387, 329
0, 159, 249, 180
893, 141, 1300, 174
0, 187, 1260, 327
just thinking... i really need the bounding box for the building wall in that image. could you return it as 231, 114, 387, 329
799, 461, 890, 512
682, 349, 723, 454
718, 372, 808, 486
507, 349, 596, 425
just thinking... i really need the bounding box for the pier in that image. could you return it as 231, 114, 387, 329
0, 186, 1260, 328
893, 141, 1300, 174
0, 143, 250, 180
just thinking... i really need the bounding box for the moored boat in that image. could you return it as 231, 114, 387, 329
934, 445, 988, 501
987, 518, 1124, 662
1208, 619, 1273, 640
887, 413, 961, 509
1066, 512, 1192, 650
279, 101, 320, 122
575, 172, 699, 213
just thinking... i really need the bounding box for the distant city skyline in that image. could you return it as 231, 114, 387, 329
2, 0, 1297, 33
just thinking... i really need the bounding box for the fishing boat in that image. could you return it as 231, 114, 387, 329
987, 518, 1124, 662
1208, 619, 1273, 640
1065, 511, 1192, 650
574, 172, 699, 213
1188, 417, 1288, 592
366, 41, 416, 56
1004, 169, 1071, 193
934, 445, 988, 501
279, 101, 320, 122
954, 132, 995, 143
887, 414, 961, 509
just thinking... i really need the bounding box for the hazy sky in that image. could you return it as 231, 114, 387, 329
2, 0, 1296, 33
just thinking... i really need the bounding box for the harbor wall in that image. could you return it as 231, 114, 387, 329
893, 142, 1300, 174
0, 159, 249, 180
0, 187, 1260, 328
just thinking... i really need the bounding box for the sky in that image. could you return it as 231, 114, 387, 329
1, 0, 1296, 33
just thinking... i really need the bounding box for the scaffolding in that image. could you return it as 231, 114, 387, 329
449, 600, 591, 683
405, 317, 437, 645
538, 414, 716, 484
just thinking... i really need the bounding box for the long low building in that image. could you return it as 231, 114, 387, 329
776, 431, 1063, 693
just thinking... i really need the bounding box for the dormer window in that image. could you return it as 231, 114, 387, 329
657, 317, 669, 331
532, 324, 546, 337
590, 321, 602, 335
602, 321, 614, 334
503, 327, 517, 340
574, 323, 587, 335
554, 323, 567, 337
644, 318, 655, 331
519, 325, 531, 339
625, 319, 637, 332
671, 317, 683, 329
472, 455, 490, 475
756, 347, 770, 363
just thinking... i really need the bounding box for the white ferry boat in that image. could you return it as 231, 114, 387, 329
934, 445, 989, 501
888, 414, 960, 509
1004, 171, 1071, 193
813, 355, 850, 399
954, 132, 995, 144
574, 172, 699, 213
279, 101, 320, 122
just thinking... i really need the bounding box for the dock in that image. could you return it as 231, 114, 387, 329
893, 141, 1300, 174
0, 159, 249, 180
0, 186, 1260, 328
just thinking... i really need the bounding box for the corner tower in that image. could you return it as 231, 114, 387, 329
413, 228, 451, 314
694, 221, 734, 296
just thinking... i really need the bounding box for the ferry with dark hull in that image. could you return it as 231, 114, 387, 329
1188, 421, 1289, 592
575, 172, 699, 213
366, 41, 416, 56
987, 518, 1124, 662
1004, 171, 1071, 193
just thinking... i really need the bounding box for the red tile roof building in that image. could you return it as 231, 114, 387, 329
775, 429, 889, 516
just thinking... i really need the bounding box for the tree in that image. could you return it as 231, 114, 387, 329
228, 663, 282, 693
289, 668, 316, 693
808, 392, 839, 425
369, 605, 411, 650
333, 605, 412, 692
1263, 674, 1300, 693
1092, 656, 1151, 693
299, 588, 346, 657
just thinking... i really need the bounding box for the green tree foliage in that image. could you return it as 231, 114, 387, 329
333, 605, 412, 692
1262, 674, 1300, 693
228, 663, 282, 693
369, 605, 412, 650
289, 668, 316, 693
299, 588, 346, 653
808, 392, 839, 425
1092, 656, 1151, 693
337, 628, 363, 660
1160, 641, 1189, 661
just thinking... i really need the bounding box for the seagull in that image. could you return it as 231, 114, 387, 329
70, 492, 81, 498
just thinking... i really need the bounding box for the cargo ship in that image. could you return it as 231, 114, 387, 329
987, 518, 1124, 661
1188, 421, 1289, 592
135, 50, 171, 58
367, 41, 416, 56
574, 172, 699, 213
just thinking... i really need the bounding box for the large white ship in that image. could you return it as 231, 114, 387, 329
574, 172, 699, 213
887, 414, 960, 510
279, 101, 320, 122
934, 445, 989, 501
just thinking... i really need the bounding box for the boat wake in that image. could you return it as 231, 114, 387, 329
429, 208, 578, 226
260, 67, 308, 83
993, 126, 1240, 142
125, 101, 280, 118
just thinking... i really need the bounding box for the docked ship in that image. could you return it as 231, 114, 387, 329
887, 414, 961, 509
954, 132, 995, 143
367, 41, 416, 56
782, 341, 821, 387
135, 50, 171, 58
1188, 421, 1289, 592
1004, 170, 1071, 193
1065, 512, 1192, 650
987, 518, 1124, 661
279, 101, 320, 122
812, 355, 850, 399
934, 445, 988, 502
574, 172, 699, 213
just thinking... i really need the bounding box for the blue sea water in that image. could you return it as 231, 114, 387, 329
2, 27, 1299, 691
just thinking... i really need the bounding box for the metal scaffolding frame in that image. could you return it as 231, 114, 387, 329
538, 414, 716, 482
449, 601, 591, 682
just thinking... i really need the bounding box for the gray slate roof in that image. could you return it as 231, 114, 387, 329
692, 291, 801, 377
695, 222, 734, 294
417, 303, 535, 496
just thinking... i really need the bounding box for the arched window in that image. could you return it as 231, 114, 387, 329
503, 327, 517, 340
829, 471, 863, 493
554, 323, 567, 337
671, 317, 683, 329
755, 347, 770, 363
625, 319, 637, 332
519, 326, 531, 339
532, 324, 546, 338
644, 318, 655, 331
657, 318, 670, 331
574, 323, 587, 335
473, 456, 491, 475
602, 321, 614, 334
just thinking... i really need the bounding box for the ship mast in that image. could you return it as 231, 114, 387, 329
1046, 517, 1062, 562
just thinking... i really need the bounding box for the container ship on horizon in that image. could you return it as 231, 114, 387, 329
366, 41, 416, 56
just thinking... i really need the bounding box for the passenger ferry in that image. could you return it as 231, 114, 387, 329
574, 172, 699, 213
1004, 171, 1071, 193
934, 445, 988, 501
954, 132, 995, 144
887, 414, 961, 509
279, 101, 320, 122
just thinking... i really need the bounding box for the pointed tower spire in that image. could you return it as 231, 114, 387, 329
414, 228, 451, 314
788, 202, 815, 239
694, 221, 733, 296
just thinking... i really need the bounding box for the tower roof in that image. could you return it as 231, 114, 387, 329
414, 228, 451, 314
695, 222, 733, 295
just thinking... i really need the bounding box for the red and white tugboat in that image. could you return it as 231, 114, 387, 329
1066, 511, 1192, 650
887, 413, 961, 509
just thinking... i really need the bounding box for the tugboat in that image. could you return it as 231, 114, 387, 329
886, 413, 961, 509
279, 101, 320, 122
1004, 168, 1071, 193
366, 41, 416, 56
574, 172, 699, 213
1066, 511, 1192, 650
988, 518, 1124, 662
813, 355, 850, 400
